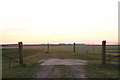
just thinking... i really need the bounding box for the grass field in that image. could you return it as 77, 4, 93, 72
2, 45, 119, 78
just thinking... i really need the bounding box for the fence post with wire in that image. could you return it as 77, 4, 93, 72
18, 42, 24, 65
102, 40, 120, 64
102, 40, 106, 64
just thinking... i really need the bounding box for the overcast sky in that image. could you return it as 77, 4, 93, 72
0, 0, 119, 44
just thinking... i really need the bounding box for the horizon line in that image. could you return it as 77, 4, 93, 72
0, 42, 119, 45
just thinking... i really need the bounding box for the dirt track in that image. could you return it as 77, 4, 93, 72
33, 59, 87, 78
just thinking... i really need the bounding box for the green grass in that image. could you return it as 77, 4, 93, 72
2, 62, 39, 78
86, 61, 119, 78
2, 45, 119, 78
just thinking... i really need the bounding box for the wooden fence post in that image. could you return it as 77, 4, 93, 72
73, 43, 76, 52
9, 58, 11, 68
18, 42, 24, 65
47, 43, 49, 53
102, 40, 106, 64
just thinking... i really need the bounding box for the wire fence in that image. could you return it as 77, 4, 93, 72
105, 42, 120, 62
2, 41, 119, 67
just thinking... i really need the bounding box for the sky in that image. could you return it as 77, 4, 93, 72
0, 0, 119, 44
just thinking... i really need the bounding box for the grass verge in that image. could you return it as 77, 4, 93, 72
2, 45, 119, 78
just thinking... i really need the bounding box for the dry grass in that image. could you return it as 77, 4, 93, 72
2, 45, 119, 78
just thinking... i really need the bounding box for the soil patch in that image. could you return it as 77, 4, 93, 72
33, 59, 87, 78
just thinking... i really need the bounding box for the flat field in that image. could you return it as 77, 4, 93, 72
1, 45, 119, 78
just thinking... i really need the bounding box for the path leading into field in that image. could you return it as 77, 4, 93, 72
33, 59, 88, 78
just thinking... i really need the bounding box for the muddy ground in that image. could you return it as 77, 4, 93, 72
33, 59, 87, 78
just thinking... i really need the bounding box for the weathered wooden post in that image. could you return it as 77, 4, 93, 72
8, 58, 11, 68
102, 40, 106, 64
18, 42, 24, 65
46, 43, 49, 53
73, 43, 75, 52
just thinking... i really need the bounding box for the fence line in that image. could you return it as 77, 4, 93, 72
2, 54, 19, 67
102, 40, 120, 64
2, 41, 119, 67
2, 42, 25, 67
